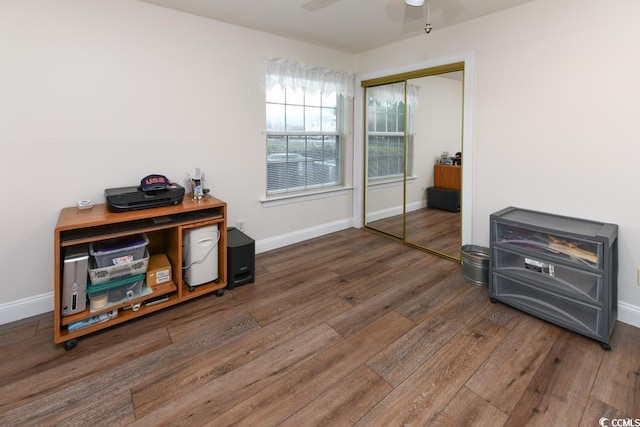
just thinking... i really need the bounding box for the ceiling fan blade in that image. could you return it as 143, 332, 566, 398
403, 2, 426, 22
301, 0, 342, 12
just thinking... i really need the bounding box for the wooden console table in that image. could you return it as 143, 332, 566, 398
53, 197, 227, 350
434, 164, 461, 190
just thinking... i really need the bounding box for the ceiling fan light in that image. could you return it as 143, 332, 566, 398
405, 0, 425, 6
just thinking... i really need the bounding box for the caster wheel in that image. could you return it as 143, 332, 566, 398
189, 286, 195, 292
63, 339, 78, 351
600, 342, 612, 351
215, 289, 225, 297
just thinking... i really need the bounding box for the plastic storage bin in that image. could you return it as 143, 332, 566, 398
489, 206, 618, 349
88, 249, 149, 285
86, 274, 145, 311
89, 234, 149, 268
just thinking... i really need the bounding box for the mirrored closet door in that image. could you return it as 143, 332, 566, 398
363, 63, 464, 261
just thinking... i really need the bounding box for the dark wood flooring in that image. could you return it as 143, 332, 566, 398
0, 228, 638, 426
367, 207, 461, 259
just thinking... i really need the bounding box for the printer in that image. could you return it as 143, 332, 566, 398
105, 175, 185, 212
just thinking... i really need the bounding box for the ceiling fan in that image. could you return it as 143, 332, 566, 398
300, 0, 341, 11
404, 0, 432, 33
302, 0, 433, 34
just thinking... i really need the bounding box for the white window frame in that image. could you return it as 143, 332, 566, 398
265, 90, 345, 197
262, 58, 355, 204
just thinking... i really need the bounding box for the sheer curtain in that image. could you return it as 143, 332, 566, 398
367, 82, 420, 106
263, 57, 355, 98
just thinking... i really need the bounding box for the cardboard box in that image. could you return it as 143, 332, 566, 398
146, 254, 172, 287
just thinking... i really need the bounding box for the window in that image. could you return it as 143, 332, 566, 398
264, 58, 353, 196
366, 82, 418, 182
367, 96, 407, 180
266, 86, 341, 195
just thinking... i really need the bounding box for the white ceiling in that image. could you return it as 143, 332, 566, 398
137, 0, 536, 53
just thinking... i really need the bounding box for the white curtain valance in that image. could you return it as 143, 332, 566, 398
368, 82, 420, 106
264, 57, 355, 99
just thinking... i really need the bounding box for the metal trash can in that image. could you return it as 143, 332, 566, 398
460, 245, 490, 287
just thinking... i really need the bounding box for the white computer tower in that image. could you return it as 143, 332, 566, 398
183, 224, 219, 287
61, 245, 89, 316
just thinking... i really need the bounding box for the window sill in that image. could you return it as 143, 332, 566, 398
367, 175, 417, 188
260, 186, 353, 208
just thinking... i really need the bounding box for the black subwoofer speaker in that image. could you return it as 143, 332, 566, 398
226, 227, 255, 290
427, 187, 460, 212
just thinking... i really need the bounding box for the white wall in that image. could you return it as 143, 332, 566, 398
356, 0, 640, 325
0, 0, 355, 321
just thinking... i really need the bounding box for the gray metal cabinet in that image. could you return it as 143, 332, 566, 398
489, 206, 618, 349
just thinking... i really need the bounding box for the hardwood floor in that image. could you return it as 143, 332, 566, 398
0, 228, 638, 426
367, 207, 462, 259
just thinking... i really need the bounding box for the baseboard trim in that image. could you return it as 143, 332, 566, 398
365, 200, 425, 223
0, 292, 54, 325
618, 301, 640, 329
255, 218, 354, 254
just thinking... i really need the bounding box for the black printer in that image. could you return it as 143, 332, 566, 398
105, 184, 185, 212
105, 175, 185, 212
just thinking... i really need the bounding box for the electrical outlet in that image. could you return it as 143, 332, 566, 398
236, 219, 245, 232
637, 267, 640, 286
